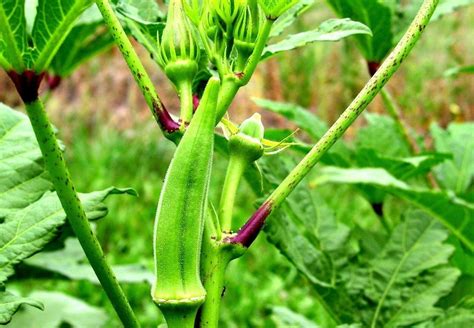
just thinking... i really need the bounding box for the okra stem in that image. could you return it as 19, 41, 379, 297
178, 81, 194, 126
95, 0, 179, 136
240, 19, 274, 86
25, 98, 139, 327
219, 154, 247, 232
231, 0, 440, 248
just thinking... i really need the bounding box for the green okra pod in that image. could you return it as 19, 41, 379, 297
152, 78, 220, 327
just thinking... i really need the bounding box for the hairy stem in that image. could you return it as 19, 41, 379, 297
25, 99, 139, 327
94, 0, 179, 136
199, 223, 245, 328
199, 239, 229, 328
230, 0, 440, 248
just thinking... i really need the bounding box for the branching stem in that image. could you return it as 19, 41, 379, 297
94, 0, 179, 137
230, 0, 440, 248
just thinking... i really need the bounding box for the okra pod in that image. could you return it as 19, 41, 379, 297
152, 78, 220, 327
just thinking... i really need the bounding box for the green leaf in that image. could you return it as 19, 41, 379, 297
0, 103, 136, 324
0, 103, 52, 218
312, 167, 474, 250
271, 306, 320, 328
270, 0, 315, 37
355, 150, 449, 182
263, 18, 372, 59
0, 0, 27, 71
365, 211, 459, 326
50, 5, 114, 77
0, 292, 43, 325
115, 0, 164, 24
24, 238, 153, 284
5, 291, 108, 327
258, 0, 300, 18
430, 297, 474, 327
384, 267, 460, 327
254, 98, 326, 139
430, 122, 474, 195
261, 156, 351, 288
325, 0, 393, 61
0, 187, 136, 285
115, 0, 165, 62
355, 113, 411, 158
31, 0, 94, 71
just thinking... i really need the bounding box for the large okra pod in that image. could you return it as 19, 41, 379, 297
152, 78, 220, 327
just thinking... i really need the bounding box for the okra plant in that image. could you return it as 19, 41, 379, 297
1, 0, 473, 327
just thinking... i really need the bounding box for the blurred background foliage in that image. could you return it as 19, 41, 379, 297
1, 1, 473, 327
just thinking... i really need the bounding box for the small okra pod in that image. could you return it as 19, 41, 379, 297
152, 78, 221, 327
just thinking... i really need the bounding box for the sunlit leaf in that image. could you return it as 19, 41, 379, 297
0, 0, 27, 71
263, 18, 371, 59
0, 292, 43, 325
430, 122, 474, 195
24, 238, 153, 285
31, 0, 94, 71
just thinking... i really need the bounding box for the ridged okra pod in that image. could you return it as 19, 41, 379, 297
152, 78, 220, 327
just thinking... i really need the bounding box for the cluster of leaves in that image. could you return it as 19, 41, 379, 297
249, 98, 474, 326
0, 104, 139, 325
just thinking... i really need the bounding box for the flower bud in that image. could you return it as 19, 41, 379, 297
233, 0, 263, 69
210, 0, 246, 26
229, 113, 265, 163
158, 0, 201, 88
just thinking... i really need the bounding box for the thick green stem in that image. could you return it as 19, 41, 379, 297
240, 19, 273, 86
231, 0, 440, 248
199, 239, 229, 328
95, 0, 179, 136
216, 76, 240, 123
25, 99, 139, 327
219, 155, 247, 232
199, 227, 245, 328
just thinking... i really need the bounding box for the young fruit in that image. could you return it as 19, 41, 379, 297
152, 78, 220, 327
